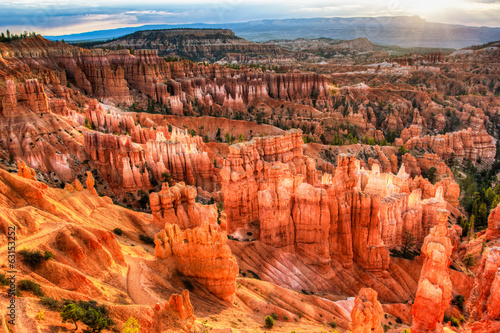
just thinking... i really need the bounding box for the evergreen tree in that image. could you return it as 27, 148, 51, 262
492, 195, 500, 209
468, 215, 475, 241
463, 253, 475, 271
485, 187, 495, 206
477, 203, 488, 229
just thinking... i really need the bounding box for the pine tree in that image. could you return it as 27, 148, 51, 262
492, 195, 500, 209
463, 253, 475, 271
468, 215, 475, 241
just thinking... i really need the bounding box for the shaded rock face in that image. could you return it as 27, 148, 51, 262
486, 205, 500, 240
467, 247, 500, 321
412, 209, 453, 333
0, 78, 83, 182
350, 288, 384, 333
83, 120, 214, 195
222, 130, 454, 273
98, 28, 285, 63
154, 223, 239, 302
150, 182, 218, 229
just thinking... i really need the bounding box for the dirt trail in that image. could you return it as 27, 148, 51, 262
125, 255, 159, 306
9, 298, 41, 333
0, 223, 63, 255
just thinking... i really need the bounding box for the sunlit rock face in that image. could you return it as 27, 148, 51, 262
486, 204, 500, 240
351, 288, 384, 333
221, 130, 456, 273
412, 210, 453, 333
149, 182, 218, 230
154, 222, 239, 302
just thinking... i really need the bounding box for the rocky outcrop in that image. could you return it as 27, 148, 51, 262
83, 131, 151, 192
292, 182, 331, 271
222, 130, 456, 273
85, 171, 97, 195
2, 79, 50, 116
152, 290, 196, 332
412, 209, 453, 333
350, 288, 384, 333
73, 179, 84, 191
467, 247, 500, 321
99, 28, 285, 64
154, 223, 239, 302
149, 182, 217, 229
83, 122, 215, 195
486, 205, 500, 240
221, 129, 315, 232
404, 128, 496, 162
17, 160, 37, 180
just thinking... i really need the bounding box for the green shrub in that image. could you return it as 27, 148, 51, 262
19, 249, 45, 268
271, 312, 278, 320
19, 249, 53, 268
61, 299, 114, 332
265, 315, 275, 329
113, 228, 123, 236
396, 316, 403, 324
40, 297, 64, 311
139, 235, 155, 245
18, 279, 44, 297
398, 145, 408, 156
329, 321, 337, 328
452, 295, 465, 310
450, 316, 460, 327
443, 315, 452, 323
122, 316, 140, 333
44, 251, 54, 261
0, 273, 10, 286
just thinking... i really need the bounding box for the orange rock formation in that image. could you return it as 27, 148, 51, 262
350, 288, 384, 333
17, 160, 37, 180
486, 204, 500, 240
149, 182, 217, 229
411, 209, 453, 333
467, 247, 500, 322
154, 222, 239, 302
222, 131, 455, 273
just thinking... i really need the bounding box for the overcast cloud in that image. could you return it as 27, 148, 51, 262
0, 0, 499, 35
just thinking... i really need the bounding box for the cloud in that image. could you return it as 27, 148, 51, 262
0, 0, 498, 35
125, 10, 178, 16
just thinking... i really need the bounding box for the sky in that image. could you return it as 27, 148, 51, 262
1, 0, 499, 36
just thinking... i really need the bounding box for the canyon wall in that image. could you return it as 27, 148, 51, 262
222, 130, 456, 273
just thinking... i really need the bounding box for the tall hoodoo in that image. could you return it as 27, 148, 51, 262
411, 209, 453, 333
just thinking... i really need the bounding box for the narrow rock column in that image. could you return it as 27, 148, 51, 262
411, 209, 453, 333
